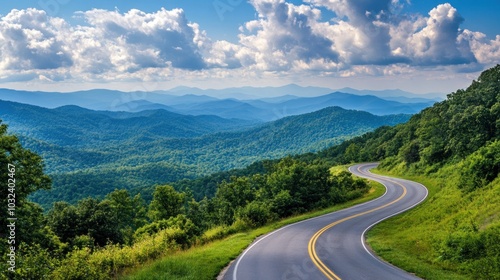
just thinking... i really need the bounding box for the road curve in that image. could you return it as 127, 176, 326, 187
222, 163, 428, 280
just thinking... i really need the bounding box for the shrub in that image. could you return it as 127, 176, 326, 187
236, 201, 274, 228
459, 140, 500, 191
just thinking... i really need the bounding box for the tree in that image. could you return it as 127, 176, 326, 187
47, 202, 80, 244
77, 198, 122, 246
148, 185, 185, 221
105, 189, 147, 244
0, 121, 51, 254
214, 176, 256, 225
236, 201, 273, 227
344, 143, 361, 163
48, 198, 124, 247
267, 158, 331, 212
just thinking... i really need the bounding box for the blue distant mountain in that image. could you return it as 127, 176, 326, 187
0, 86, 437, 121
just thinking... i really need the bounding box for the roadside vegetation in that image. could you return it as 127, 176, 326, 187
313, 65, 500, 279
123, 178, 384, 280
367, 161, 500, 280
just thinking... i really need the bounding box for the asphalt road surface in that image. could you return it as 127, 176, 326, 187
222, 163, 428, 280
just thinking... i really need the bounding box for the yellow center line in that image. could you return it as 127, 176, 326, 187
308, 166, 408, 280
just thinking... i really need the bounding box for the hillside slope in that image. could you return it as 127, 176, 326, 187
0, 100, 255, 146
312, 65, 500, 279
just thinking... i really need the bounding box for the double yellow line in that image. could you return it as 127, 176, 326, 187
308, 171, 408, 280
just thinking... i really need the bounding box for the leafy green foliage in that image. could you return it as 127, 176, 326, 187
134, 215, 198, 246
315, 65, 500, 174
459, 140, 500, 191
235, 200, 274, 227
0, 121, 55, 278
148, 185, 185, 222
47, 190, 148, 248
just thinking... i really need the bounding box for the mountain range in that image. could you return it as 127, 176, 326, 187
0, 86, 437, 121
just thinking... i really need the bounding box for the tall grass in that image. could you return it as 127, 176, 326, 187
367, 164, 500, 280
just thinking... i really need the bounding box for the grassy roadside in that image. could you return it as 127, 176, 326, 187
122, 179, 385, 280
366, 167, 474, 280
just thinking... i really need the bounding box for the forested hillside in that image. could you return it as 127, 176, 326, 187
314, 65, 500, 168
0, 102, 408, 208
303, 65, 500, 279
0, 100, 255, 146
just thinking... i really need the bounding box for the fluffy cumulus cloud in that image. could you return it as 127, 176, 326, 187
305, 1, 481, 67
63, 8, 206, 80
305, 0, 407, 65
0, 1, 499, 84
0, 7, 238, 82
402, 3, 477, 65
237, 0, 339, 71
0, 9, 72, 71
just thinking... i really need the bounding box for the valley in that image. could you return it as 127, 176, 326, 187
0, 90, 414, 208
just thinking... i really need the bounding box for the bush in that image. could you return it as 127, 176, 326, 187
440, 226, 500, 279
236, 201, 274, 228
459, 140, 500, 191
134, 215, 198, 246
4, 244, 60, 280
51, 226, 188, 279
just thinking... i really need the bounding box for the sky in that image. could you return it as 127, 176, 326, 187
0, 0, 499, 94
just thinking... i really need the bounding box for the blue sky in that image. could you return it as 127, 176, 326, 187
0, 0, 499, 94
3, 1, 499, 41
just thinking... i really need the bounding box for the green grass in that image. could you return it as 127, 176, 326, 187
122, 179, 385, 280
367, 165, 500, 280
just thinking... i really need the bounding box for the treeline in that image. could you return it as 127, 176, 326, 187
315, 65, 500, 178
0, 122, 368, 279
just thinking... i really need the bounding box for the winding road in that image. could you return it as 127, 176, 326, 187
222, 163, 428, 280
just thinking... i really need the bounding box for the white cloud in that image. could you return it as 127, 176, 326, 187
404, 3, 477, 65
0, 3, 498, 88
0, 9, 73, 70
460, 31, 500, 66
78, 8, 208, 71
237, 0, 339, 71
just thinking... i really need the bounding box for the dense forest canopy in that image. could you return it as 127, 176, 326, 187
0, 103, 409, 209
0, 120, 370, 278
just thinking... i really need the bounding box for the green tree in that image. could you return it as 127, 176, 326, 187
148, 185, 185, 221
214, 176, 256, 225
48, 198, 124, 247
105, 189, 148, 244
77, 198, 122, 246
0, 121, 51, 253
267, 158, 331, 213
344, 143, 361, 163
236, 200, 273, 227
47, 202, 80, 244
